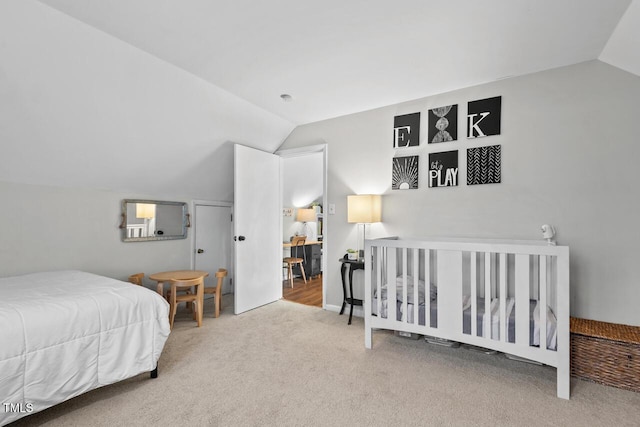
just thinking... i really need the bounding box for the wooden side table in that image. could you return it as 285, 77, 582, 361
339, 257, 365, 325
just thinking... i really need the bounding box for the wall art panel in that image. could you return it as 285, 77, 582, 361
392, 156, 419, 190
467, 145, 501, 185
428, 104, 457, 143
393, 112, 420, 148
467, 96, 501, 138
428, 150, 458, 188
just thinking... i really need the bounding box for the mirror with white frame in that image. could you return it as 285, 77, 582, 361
120, 199, 189, 242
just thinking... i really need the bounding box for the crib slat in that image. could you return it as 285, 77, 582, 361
413, 248, 419, 326
401, 248, 408, 323
499, 253, 507, 342
515, 254, 530, 347
425, 249, 431, 327
388, 248, 397, 323
484, 252, 491, 338
540, 255, 548, 350
470, 252, 477, 337
376, 247, 383, 322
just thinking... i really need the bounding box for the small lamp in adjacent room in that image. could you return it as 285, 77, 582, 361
135, 203, 155, 220
347, 194, 382, 260
296, 208, 316, 237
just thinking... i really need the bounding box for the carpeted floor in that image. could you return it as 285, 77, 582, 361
10, 297, 640, 426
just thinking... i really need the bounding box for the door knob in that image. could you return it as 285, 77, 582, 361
238, 235, 246, 241
197, 248, 205, 254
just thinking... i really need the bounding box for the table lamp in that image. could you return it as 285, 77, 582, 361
296, 208, 316, 237
347, 194, 381, 260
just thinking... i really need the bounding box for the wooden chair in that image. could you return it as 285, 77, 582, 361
283, 236, 307, 288
128, 273, 144, 286
168, 277, 204, 330
204, 268, 228, 318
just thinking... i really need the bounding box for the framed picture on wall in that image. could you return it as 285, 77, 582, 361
467, 96, 501, 138
467, 145, 501, 185
428, 104, 457, 143
393, 112, 421, 148
428, 150, 458, 188
392, 155, 419, 190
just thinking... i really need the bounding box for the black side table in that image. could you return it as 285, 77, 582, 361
339, 256, 365, 325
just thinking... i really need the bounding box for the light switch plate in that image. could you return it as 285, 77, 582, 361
328, 204, 336, 215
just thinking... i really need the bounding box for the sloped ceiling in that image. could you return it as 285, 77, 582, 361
600, 0, 640, 77
38, 0, 637, 125
1, 0, 638, 200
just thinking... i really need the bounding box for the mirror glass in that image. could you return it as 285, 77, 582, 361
121, 199, 188, 242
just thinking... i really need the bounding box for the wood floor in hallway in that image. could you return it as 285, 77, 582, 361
282, 273, 322, 307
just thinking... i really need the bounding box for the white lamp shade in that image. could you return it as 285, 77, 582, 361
136, 203, 156, 219
296, 208, 316, 223
347, 195, 381, 223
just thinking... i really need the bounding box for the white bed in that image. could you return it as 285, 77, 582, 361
364, 237, 570, 399
0, 270, 170, 426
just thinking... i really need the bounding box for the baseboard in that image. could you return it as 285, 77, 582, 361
324, 304, 342, 313
324, 304, 364, 318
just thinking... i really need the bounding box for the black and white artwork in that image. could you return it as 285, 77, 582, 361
467, 145, 501, 185
467, 96, 501, 139
392, 156, 419, 190
393, 112, 421, 148
428, 104, 457, 143
428, 151, 458, 188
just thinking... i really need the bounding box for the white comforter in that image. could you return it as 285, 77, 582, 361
0, 270, 170, 426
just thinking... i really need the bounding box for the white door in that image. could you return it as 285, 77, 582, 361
234, 144, 282, 314
194, 203, 233, 293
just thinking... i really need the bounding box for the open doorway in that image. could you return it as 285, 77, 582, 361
277, 144, 327, 309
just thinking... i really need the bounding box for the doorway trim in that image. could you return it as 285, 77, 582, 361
275, 144, 328, 309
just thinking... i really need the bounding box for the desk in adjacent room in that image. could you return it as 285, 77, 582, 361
283, 240, 322, 278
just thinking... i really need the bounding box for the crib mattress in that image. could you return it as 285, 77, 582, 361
374, 288, 557, 349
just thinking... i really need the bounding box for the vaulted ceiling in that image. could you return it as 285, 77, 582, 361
1, 1, 639, 200
38, 0, 639, 125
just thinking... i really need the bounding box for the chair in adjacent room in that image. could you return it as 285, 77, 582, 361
283, 236, 307, 288
128, 273, 144, 286
204, 268, 228, 318
168, 276, 204, 329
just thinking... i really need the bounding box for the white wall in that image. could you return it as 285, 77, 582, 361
0, 181, 193, 285
278, 60, 640, 326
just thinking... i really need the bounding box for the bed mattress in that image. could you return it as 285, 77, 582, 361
0, 270, 170, 426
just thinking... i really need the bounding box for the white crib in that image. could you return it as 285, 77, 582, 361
364, 237, 570, 399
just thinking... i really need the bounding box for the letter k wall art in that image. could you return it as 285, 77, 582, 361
467, 96, 501, 138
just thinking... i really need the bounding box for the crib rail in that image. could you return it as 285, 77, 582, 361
364, 237, 570, 399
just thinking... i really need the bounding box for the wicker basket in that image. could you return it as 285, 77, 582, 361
570, 317, 640, 392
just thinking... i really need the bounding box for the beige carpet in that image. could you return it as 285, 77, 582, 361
11, 297, 640, 426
